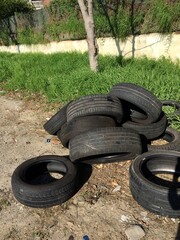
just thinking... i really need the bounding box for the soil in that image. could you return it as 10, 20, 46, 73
0, 93, 179, 240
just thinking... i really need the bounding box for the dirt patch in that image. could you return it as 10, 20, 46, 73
0, 94, 179, 240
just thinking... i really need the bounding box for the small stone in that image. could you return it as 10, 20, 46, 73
171, 218, 176, 223
92, 184, 97, 190
111, 181, 118, 187
66, 221, 74, 229
140, 211, 149, 221
140, 211, 148, 218
72, 198, 78, 205
95, 164, 103, 169
125, 224, 145, 240
112, 185, 121, 193
120, 215, 130, 222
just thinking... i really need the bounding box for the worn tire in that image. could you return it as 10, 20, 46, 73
11, 155, 78, 208
69, 127, 142, 162
43, 102, 70, 135
66, 94, 123, 124
122, 112, 167, 140
76, 153, 138, 164
129, 150, 180, 218
148, 127, 180, 151
57, 116, 117, 148
109, 83, 162, 124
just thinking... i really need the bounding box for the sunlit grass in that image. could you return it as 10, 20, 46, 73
0, 52, 179, 102
0, 52, 179, 128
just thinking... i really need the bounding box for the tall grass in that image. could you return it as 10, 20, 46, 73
0, 52, 179, 104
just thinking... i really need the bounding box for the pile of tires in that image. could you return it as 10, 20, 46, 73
11, 83, 180, 218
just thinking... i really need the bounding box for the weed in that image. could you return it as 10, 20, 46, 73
163, 105, 180, 130
0, 198, 10, 211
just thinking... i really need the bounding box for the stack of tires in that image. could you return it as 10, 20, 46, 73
11, 83, 180, 218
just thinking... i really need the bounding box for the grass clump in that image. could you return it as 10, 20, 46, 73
162, 105, 180, 130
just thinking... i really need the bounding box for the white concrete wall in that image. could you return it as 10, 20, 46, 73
0, 33, 179, 60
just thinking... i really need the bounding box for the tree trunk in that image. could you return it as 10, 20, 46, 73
78, 0, 99, 72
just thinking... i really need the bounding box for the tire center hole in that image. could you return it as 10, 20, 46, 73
155, 173, 180, 182
150, 131, 174, 146
142, 157, 180, 187
151, 139, 168, 146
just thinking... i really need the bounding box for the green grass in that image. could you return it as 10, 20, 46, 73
162, 106, 180, 130
0, 52, 179, 129
0, 52, 179, 101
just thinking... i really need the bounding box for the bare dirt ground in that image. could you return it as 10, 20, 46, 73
0, 93, 180, 240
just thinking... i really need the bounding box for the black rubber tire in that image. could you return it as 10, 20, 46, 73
57, 116, 117, 148
66, 94, 123, 124
148, 127, 180, 151
122, 112, 167, 140
11, 155, 78, 208
43, 102, 71, 135
109, 83, 162, 124
69, 127, 142, 162
75, 153, 138, 164
129, 150, 180, 218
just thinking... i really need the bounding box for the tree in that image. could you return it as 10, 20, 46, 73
77, 0, 99, 72
0, 0, 33, 48
0, 0, 33, 20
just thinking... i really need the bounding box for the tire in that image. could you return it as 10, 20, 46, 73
122, 112, 167, 140
109, 83, 162, 124
161, 100, 180, 115
69, 127, 142, 162
148, 127, 180, 151
11, 155, 78, 208
76, 153, 138, 164
129, 150, 180, 218
57, 116, 117, 148
43, 102, 71, 135
66, 94, 123, 124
